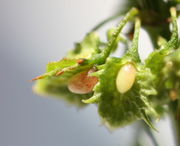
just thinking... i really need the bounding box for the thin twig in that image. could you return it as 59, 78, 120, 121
91, 12, 122, 32
142, 122, 160, 146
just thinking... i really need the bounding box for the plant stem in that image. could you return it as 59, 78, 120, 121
142, 122, 160, 146
91, 12, 122, 32
169, 101, 180, 146
174, 115, 180, 146
126, 17, 141, 62
133, 121, 159, 146
87, 8, 138, 65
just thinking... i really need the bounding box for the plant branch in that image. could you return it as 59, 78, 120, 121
86, 8, 139, 65
169, 100, 180, 146
142, 122, 159, 146
91, 12, 122, 32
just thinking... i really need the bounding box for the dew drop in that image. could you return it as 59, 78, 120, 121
68, 69, 98, 94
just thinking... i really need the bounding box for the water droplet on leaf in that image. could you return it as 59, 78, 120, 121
68, 70, 98, 94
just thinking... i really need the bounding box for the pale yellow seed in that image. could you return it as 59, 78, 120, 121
116, 64, 136, 93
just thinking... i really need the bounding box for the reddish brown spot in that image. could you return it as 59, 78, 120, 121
169, 90, 177, 101
176, 112, 180, 120
127, 32, 134, 40
56, 71, 64, 76
31, 75, 44, 81
77, 59, 85, 65
166, 17, 172, 23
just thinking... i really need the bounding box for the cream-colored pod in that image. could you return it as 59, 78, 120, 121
68, 70, 98, 94
116, 64, 136, 93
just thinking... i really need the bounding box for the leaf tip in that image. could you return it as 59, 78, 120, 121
31, 75, 44, 81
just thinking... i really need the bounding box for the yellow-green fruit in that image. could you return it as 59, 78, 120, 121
68, 70, 98, 94
116, 64, 136, 93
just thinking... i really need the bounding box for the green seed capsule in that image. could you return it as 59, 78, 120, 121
116, 64, 136, 93
68, 70, 98, 94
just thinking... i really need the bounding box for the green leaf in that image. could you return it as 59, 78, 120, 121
83, 19, 158, 129
33, 79, 92, 107
34, 8, 138, 82
33, 8, 138, 108
145, 7, 178, 76
33, 32, 101, 84
145, 7, 179, 104
125, 18, 141, 62
46, 58, 77, 73
163, 47, 180, 100
33, 58, 93, 107
106, 27, 128, 53
86, 57, 157, 128
85, 8, 139, 65
33, 58, 91, 84
67, 32, 101, 59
